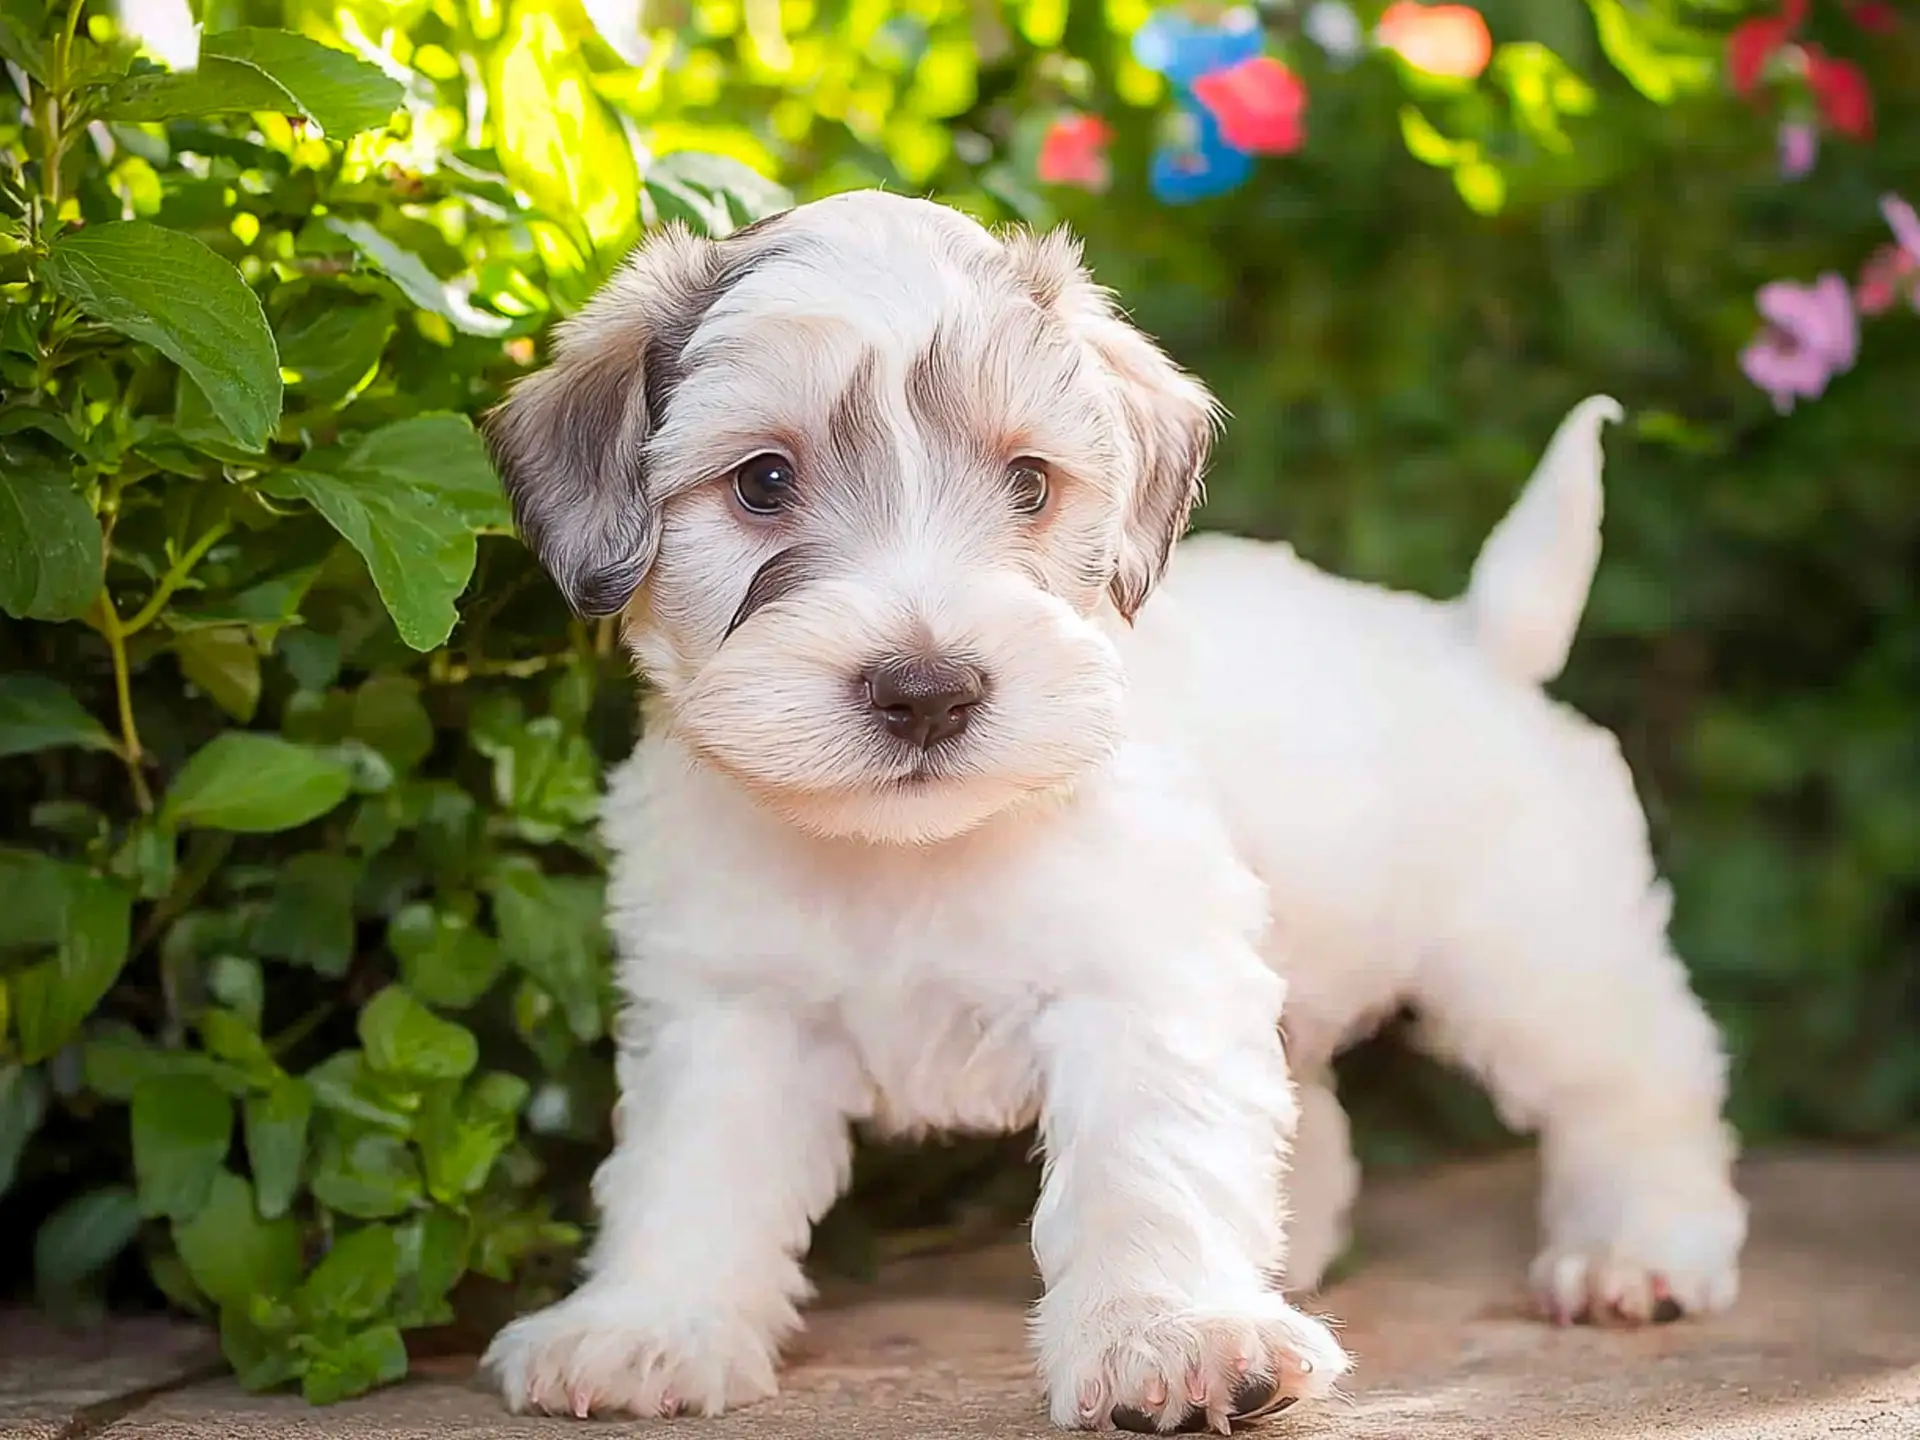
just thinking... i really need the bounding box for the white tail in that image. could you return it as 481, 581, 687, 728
1460, 394, 1624, 686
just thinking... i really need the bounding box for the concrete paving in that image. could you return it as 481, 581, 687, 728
5, 1152, 1918, 1438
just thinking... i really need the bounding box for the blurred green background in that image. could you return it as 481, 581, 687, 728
0, 0, 1915, 1403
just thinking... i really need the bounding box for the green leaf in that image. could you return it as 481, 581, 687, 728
177, 626, 263, 722
104, 28, 404, 137
220, 1305, 304, 1393
305, 1051, 415, 1134
199, 1007, 277, 1084
393, 1209, 469, 1328
357, 985, 478, 1081
490, 0, 640, 248
254, 852, 361, 977
173, 1170, 304, 1307
276, 293, 394, 406
350, 674, 435, 771
301, 1322, 408, 1405
647, 150, 793, 228
131, 1072, 233, 1221
301, 1221, 399, 1322
1588, 0, 1717, 105
417, 1071, 527, 1202
0, 674, 115, 758
489, 859, 606, 1042
0, 461, 100, 622
244, 1077, 311, 1220
390, 903, 503, 1009
11, 871, 134, 1064
35, 1185, 142, 1303
0, 0, 49, 83
163, 732, 353, 833
83, 1021, 250, 1101
0, 1063, 48, 1200
43, 222, 280, 451
266, 421, 483, 650
322, 218, 512, 338
108, 817, 177, 901
0, 848, 70, 952
354, 414, 512, 531
310, 1123, 422, 1218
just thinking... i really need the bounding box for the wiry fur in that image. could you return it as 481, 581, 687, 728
481, 192, 1746, 1429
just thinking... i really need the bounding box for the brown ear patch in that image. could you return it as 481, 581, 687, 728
485, 220, 788, 618
1000, 225, 1220, 622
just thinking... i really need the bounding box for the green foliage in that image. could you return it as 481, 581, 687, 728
0, 0, 1915, 1410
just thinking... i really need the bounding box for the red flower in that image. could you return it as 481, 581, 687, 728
1850, 2, 1899, 33
1037, 115, 1115, 191
1192, 56, 1309, 155
1805, 47, 1873, 140
1728, 0, 1807, 94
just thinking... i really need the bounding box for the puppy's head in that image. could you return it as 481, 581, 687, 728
489, 191, 1217, 845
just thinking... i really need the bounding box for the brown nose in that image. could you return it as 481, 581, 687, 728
864, 656, 986, 750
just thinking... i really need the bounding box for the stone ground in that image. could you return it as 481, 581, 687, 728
5, 1152, 1918, 1439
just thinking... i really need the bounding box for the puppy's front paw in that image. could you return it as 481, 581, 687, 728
1047, 1294, 1349, 1434
1532, 1171, 1747, 1326
484, 1287, 781, 1418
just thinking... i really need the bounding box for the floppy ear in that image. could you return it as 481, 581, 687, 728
1003, 228, 1220, 622
485, 225, 742, 618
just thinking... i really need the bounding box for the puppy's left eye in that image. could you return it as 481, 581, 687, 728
1006, 459, 1050, 516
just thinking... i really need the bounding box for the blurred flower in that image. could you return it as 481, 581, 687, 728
1132, 6, 1263, 86
1375, 2, 1493, 81
1304, 1, 1364, 63
1149, 102, 1253, 205
1192, 56, 1306, 155
1037, 114, 1115, 192
1729, 0, 1804, 95
1882, 193, 1920, 265
1776, 119, 1817, 179
1856, 194, 1920, 316
1849, 2, 1899, 33
1803, 47, 1872, 140
119, 0, 199, 70
1739, 273, 1858, 413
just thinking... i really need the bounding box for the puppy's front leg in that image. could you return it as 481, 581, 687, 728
485, 1003, 862, 1418
1030, 992, 1350, 1433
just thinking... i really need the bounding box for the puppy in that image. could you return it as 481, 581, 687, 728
480, 190, 1746, 1430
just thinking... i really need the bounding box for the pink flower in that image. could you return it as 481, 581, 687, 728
1192, 56, 1308, 155
1739, 273, 1858, 413
1777, 120, 1817, 179
1882, 193, 1920, 264
1037, 115, 1115, 191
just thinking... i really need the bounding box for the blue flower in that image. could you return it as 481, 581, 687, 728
1132, 6, 1264, 87
1148, 101, 1254, 204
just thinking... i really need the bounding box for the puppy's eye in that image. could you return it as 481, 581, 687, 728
1006, 459, 1050, 516
733, 453, 796, 516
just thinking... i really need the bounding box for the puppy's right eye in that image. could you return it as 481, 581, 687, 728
733, 454, 796, 516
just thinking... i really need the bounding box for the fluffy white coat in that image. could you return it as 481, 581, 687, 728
479, 191, 1746, 1431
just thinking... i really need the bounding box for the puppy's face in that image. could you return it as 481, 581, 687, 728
489, 192, 1216, 845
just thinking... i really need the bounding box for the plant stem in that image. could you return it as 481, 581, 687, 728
41, 0, 88, 212
123, 520, 232, 635
93, 588, 154, 814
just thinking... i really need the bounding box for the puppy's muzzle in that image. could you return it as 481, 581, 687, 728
863, 655, 987, 750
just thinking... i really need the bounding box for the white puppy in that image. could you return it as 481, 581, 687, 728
480, 190, 1746, 1430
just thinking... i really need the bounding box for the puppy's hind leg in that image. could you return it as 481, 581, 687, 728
1409, 834, 1746, 1327
1280, 1074, 1359, 1296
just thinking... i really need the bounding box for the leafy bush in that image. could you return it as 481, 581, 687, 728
1, 0, 1915, 1407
